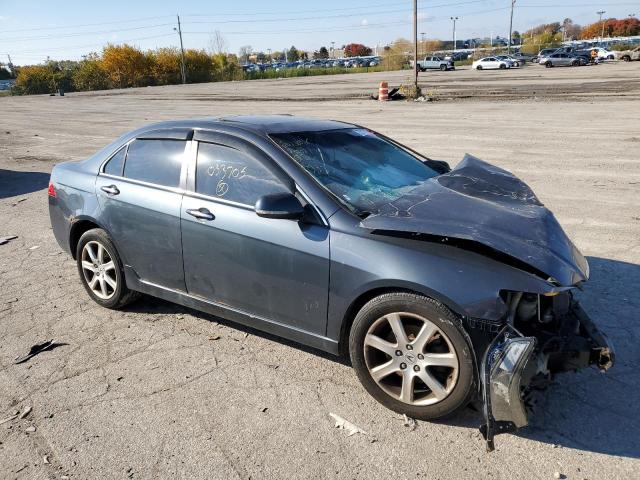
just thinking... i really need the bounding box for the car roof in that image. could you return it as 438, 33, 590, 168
134, 115, 354, 137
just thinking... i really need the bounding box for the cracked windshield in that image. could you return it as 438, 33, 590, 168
272, 128, 440, 216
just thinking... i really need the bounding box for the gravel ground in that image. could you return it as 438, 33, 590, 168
1, 63, 639, 479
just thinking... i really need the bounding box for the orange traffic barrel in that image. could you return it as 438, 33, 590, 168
379, 81, 389, 101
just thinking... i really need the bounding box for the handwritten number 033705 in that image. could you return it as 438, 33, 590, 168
207, 163, 247, 197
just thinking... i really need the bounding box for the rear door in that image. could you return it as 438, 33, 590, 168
96, 132, 190, 291
180, 133, 330, 335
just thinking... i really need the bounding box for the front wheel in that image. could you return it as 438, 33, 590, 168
440, 64, 447, 71
476, 65, 483, 70
499, 63, 507, 69
349, 293, 475, 420
623, 56, 631, 62
76, 228, 139, 309
545, 61, 553, 68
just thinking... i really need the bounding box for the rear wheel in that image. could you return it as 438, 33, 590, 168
499, 63, 507, 69
349, 293, 475, 420
623, 55, 631, 62
571, 60, 579, 66
545, 61, 553, 68
476, 65, 483, 70
76, 228, 138, 309
440, 64, 447, 71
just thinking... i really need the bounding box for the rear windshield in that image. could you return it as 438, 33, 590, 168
271, 128, 440, 217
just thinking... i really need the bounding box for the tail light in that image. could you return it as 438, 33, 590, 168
48, 182, 56, 197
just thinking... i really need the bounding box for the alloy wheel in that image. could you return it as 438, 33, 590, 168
81, 241, 117, 300
363, 312, 459, 406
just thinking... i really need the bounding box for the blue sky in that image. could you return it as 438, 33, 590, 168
1, 1, 638, 64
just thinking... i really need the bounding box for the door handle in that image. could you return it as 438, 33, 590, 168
101, 185, 120, 195
186, 208, 215, 221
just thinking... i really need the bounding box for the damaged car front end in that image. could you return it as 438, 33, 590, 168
480, 290, 614, 450
352, 153, 615, 449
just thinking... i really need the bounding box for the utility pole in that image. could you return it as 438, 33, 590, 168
508, 0, 516, 54
597, 10, 606, 43
450, 17, 459, 52
6, 54, 14, 75
174, 14, 186, 84
413, 0, 418, 94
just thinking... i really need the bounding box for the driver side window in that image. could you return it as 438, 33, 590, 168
195, 142, 289, 206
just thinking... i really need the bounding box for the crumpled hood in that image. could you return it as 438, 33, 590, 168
360, 154, 589, 286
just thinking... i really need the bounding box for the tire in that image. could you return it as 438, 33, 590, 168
623, 56, 631, 62
440, 64, 447, 71
349, 293, 475, 420
545, 61, 553, 68
499, 63, 506, 69
76, 228, 139, 309
476, 65, 482, 70
571, 60, 579, 67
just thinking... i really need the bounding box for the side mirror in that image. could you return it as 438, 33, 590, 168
255, 192, 304, 220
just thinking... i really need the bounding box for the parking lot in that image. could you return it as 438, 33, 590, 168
1, 61, 639, 479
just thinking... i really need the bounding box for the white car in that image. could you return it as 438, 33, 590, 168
594, 47, 615, 60
472, 57, 510, 70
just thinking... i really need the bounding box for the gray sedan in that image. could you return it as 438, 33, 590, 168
48, 115, 613, 449
539, 52, 583, 67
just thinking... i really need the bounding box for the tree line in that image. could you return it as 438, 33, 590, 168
11, 45, 242, 95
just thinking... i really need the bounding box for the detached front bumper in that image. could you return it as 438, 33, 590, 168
480, 301, 614, 451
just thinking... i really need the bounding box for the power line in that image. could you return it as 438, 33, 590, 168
0, 23, 175, 42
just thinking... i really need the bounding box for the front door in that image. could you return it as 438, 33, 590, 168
96, 138, 188, 291
180, 138, 330, 335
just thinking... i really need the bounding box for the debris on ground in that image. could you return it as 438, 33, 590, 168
329, 413, 367, 436
14, 340, 67, 364
43, 455, 50, 464
12, 198, 27, 207
0, 235, 18, 245
370, 86, 406, 101
209, 335, 220, 341
260, 407, 268, 413
403, 414, 417, 431
553, 472, 564, 479
25, 426, 37, 433
0, 414, 18, 425
19, 406, 32, 419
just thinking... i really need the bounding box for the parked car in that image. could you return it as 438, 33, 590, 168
416, 56, 455, 71
510, 52, 536, 63
553, 46, 592, 63
472, 57, 509, 70
614, 46, 640, 61
495, 55, 520, 67
594, 47, 615, 60
48, 115, 614, 450
539, 52, 583, 67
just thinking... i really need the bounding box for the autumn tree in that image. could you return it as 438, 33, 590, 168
12, 65, 55, 94
101, 44, 152, 88
150, 47, 181, 85
73, 54, 110, 91
184, 49, 213, 83
344, 43, 372, 57
580, 17, 640, 39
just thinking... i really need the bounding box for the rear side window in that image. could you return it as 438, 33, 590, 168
123, 139, 185, 188
195, 142, 288, 205
103, 146, 127, 176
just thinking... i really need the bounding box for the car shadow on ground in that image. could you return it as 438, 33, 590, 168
0, 169, 50, 199
123, 255, 639, 458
